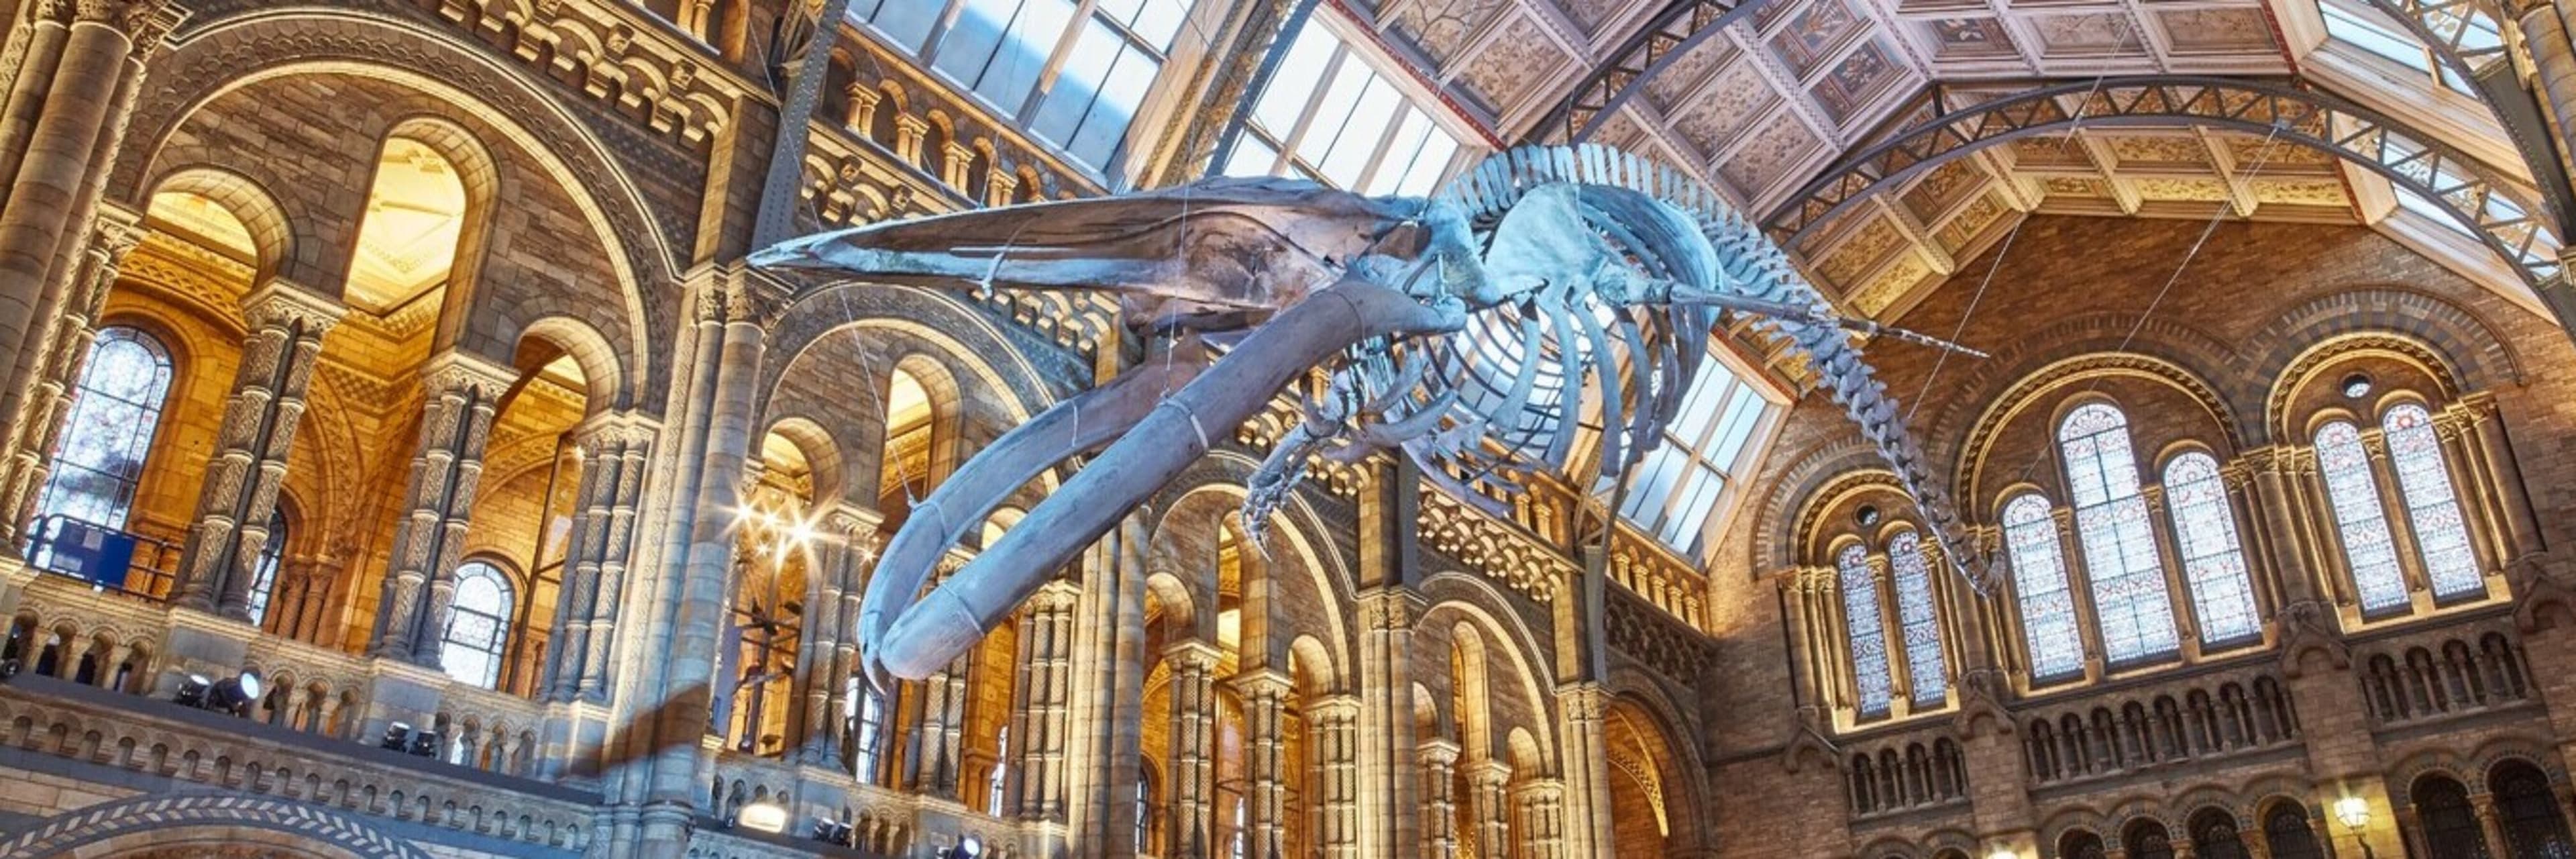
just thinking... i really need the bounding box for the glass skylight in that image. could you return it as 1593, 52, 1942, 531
855, 0, 1195, 170
2317, 0, 2483, 93
1223, 17, 1466, 193
1617, 354, 1779, 558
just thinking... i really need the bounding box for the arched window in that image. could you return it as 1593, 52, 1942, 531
2414, 774, 2489, 858
2190, 809, 2250, 859
2125, 821, 2178, 859
847, 681, 887, 785
2384, 404, 2486, 601
2163, 452, 2261, 645
2057, 830, 2108, 859
2057, 403, 2178, 663
244, 508, 288, 626
2004, 494, 2085, 681
2316, 421, 2410, 615
438, 561, 514, 689
1135, 768, 1155, 852
989, 725, 1011, 814
2491, 760, 2574, 858
879, 366, 935, 526
1888, 531, 1948, 707
1837, 543, 1894, 717
2263, 803, 2326, 859
36, 327, 174, 529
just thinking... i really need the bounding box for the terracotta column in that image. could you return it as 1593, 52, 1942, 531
366, 351, 515, 664
172, 283, 345, 617
787, 507, 864, 764
0, 0, 178, 467
1467, 760, 1511, 858
1312, 694, 1362, 859
0, 211, 138, 541
1355, 587, 1422, 856
1418, 739, 1460, 859
544, 415, 655, 702
1165, 640, 1221, 858
1554, 683, 1615, 856
1235, 668, 1291, 859
1511, 779, 1568, 859
1014, 580, 1080, 819
625, 269, 771, 855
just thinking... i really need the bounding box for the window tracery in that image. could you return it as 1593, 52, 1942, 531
36, 326, 172, 531
2383, 403, 2485, 601
439, 560, 514, 689
2004, 494, 2086, 681
2162, 453, 2261, 646
2057, 403, 2178, 663
1837, 543, 1894, 717
2316, 420, 2410, 614
1887, 531, 1947, 707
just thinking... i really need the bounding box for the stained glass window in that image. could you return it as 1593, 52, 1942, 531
2057, 403, 2178, 663
2163, 453, 2261, 645
1888, 531, 1948, 707
439, 561, 513, 689
35, 327, 173, 529
2316, 421, 2410, 613
2004, 495, 2086, 680
1837, 544, 1894, 717
2383, 404, 2485, 601
245, 509, 288, 627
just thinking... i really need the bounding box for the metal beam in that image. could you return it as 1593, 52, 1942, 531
1758, 77, 2564, 306
1522, 0, 1775, 146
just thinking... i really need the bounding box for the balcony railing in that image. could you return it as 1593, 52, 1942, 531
22, 513, 178, 599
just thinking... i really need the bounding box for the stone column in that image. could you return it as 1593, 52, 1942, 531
1165, 641, 1221, 858
623, 269, 772, 855
366, 351, 516, 664
0, 211, 138, 541
2139, 487, 2202, 662
2053, 508, 2112, 681
1417, 739, 1460, 859
2361, 430, 2438, 611
2430, 410, 2506, 577
1312, 695, 1362, 859
171, 283, 345, 617
892, 115, 929, 166
1552, 684, 1613, 856
843, 82, 880, 131
1467, 760, 1511, 859
906, 648, 971, 797
2475, 797, 2511, 857
2457, 394, 2542, 558
1234, 668, 1291, 859
786, 507, 863, 764
543, 414, 654, 702
1354, 587, 1421, 856
1014, 580, 1080, 819
1511, 779, 1567, 859
0, 0, 178, 468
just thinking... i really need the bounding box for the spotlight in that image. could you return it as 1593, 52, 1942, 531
734, 800, 788, 833
0, 658, 20, 680
380, 722, 413, 752
408, 728, 442, 758
938, 834, 983, 858
810, 817, 853, 846
173, 674, 212, 709
207, 670, 262, 717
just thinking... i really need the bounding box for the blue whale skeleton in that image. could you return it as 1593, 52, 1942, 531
751, 144, 1990, 689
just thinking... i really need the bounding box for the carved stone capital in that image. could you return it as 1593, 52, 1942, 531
1227, 666, 1293, 699
1164, 640, 1224, 671
421, 350, 519, 399
691, 268, 788, 327
573, 410, 658, 452
1356, 587, 1426, 630
1416, 738, 1462, 767
241, 281, 349, 333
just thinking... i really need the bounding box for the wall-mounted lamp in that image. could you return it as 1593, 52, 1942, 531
2334, 795, 2371, 830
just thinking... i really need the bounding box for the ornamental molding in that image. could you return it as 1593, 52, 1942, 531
2261, 332, 2467, 440
0, 794, 430, 859
1417, 487, 1567, 603
1953, 351, 2239, 513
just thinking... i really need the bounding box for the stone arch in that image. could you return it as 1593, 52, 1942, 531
1953, 352, 2243, 512
2261, 325, 2498, 444
517, 315, 628, 413
0, 794, 429, 859
144, 167, 294, 282
2246, 286, 2523, 421
1413, 587, 1556, 771
120, 11, 674, 391
759, 415, 847, 511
